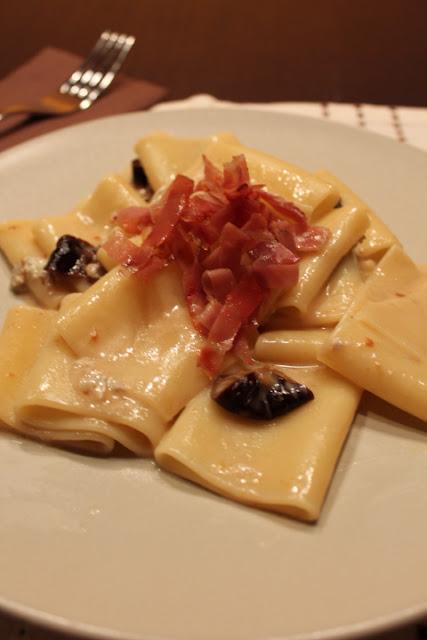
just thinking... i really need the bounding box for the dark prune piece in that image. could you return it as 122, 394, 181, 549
45, 235, 104, 281
211, 364, 314, 421
333, 198, 343, 209
132, 158, 149, 188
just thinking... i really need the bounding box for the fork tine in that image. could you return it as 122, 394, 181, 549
78, 32, 118, 87
84, 31, 122, 89
72, 31, 112, 82
95, 34, 136, 92
69, 32, 120, 100
61, 31, 135, 108
74, 33, 134, 108
60, 30, 112, 93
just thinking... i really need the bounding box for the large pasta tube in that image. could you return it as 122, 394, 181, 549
136, 133, 216, 191
0, 306, 55, 429
57, 266, 208, 421
0, 220, 43, 264
267, 252, 363, 329
255, 329, 331, 364
185, 138, 340, 218
0, 223, 68, 309
319, 247, 427, 422
16, 331, 166, 455
0, 306, 117, 454
33, 174, 145, 255
156, 366, 361, 522
345, 244, 421, 312
278, 207, 369, 313
315, 170, 399, 258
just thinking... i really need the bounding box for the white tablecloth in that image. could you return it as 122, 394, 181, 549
154, 94, 427, 152
2, 96, 426, 640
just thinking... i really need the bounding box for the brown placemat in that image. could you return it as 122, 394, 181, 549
0, 46, 168, 152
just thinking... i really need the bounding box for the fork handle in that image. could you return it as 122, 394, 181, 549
0, 104, 45, 122
0, 102, 58, 120
0, 104, 33, 121
0, 95, 78, 121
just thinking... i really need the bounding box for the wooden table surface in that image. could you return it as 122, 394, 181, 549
0, 0, 426, 106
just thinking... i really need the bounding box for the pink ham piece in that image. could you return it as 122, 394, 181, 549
293, 226, 331, 252
249, 241, 299, 290
103, 229, 142, 267
113, 207, 152, 234
201, 268, 236, 302
223, 154, 250, 194
259, 191, 308, 232
199, 275, 264, 376
105, 154, 330, 375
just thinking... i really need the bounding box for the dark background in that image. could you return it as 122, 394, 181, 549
0, 0, 426, 106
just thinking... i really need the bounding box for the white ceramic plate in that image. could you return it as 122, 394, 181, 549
0, 109, 426, 640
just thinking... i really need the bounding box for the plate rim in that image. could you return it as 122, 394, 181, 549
0, 581, 425, 640
1, 106, 426, 165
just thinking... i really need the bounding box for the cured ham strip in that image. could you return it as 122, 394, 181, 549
250, 241, 299, 290
113, 207, 152, 234
259, 191, 308, 232
103, 230, 141, 267
294, 226, 331, 252
208, 274, 264, 346
223, 154, 250, 194
201, 268, 236, 302
106, 154, 330, 374
203, 223, 248, 272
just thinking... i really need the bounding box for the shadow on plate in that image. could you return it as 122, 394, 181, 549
359, 393, 427, 437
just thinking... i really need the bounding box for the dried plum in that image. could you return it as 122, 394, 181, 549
45, 235, 105, 282
132, 158, 149, 188
333, 198, 343, 209
211, 364, 314, 420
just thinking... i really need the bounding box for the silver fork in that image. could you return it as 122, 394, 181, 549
0, 30, 135, 122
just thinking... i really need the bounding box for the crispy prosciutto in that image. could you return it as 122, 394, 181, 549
105, 155, 330, 375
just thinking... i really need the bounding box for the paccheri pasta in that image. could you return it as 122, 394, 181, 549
0, 132, 425, 523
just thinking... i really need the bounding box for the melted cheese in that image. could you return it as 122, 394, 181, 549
155, 366, 361, 522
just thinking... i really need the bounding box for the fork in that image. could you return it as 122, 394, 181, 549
0, 30, 135, 122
